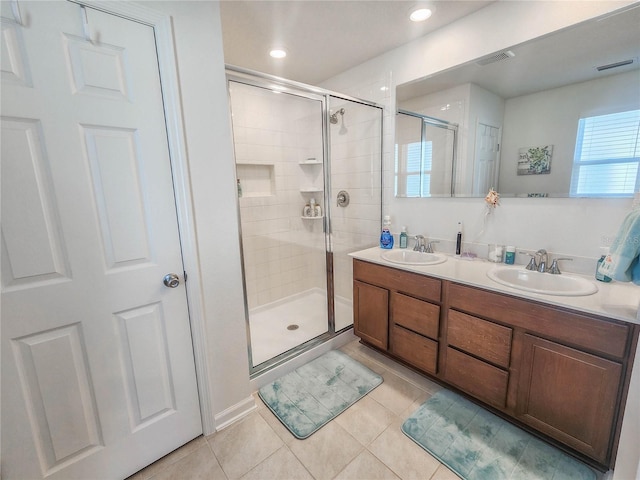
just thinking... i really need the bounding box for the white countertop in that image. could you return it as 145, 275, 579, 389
350, 246, 640, 325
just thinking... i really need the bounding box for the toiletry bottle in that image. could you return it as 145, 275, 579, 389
380, 216, 394, 249
309, 198, 317, 217
237, 178, 242, 198
455, 222, 462, 255
399, 226, 408, 249
303, 202, 312, 217
595, 247, 612, 283
505, 246, 516, 265
314, 202, 322, 217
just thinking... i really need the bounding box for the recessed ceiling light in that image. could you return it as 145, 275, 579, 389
410, 8, 432, 22
269, 48, 287, 59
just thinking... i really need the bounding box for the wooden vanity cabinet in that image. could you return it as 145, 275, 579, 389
353, 280, 388, 349
443, 310, 512, 408
353, 259, 442, 373
448, 282, 632, 465
516, 334, 623, 463
352, 258, 638, 468
390, 292, 439, 374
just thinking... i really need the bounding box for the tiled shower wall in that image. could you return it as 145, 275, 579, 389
231, 83, 326, 310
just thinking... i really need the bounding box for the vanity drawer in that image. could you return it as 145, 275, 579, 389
447, 310, 512, 368
390, 325, 438, 375
444, 347, 509, 408
391, 292, 439, 340
354, 259, 441, 303
448, 283, 629, 359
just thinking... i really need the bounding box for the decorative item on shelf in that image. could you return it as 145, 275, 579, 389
485, 188, 500, 208
469, 188, 502, 259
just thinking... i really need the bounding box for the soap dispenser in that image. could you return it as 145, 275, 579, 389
399, 226, 408, 249
380, 216, 394, 249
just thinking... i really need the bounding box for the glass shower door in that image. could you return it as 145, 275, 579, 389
229, 80, 329, 367
327, 96, 383, 331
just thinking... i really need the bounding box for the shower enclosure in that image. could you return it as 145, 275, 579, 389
226, 68, 382, 374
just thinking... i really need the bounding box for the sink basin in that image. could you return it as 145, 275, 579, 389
381, 250, 447, 266
487, 267, 598, 296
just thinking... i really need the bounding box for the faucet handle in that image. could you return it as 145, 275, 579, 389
520, 252, 538, 271
425, 240, 440, 253
548, 257, 572, 275
413, 235, 425, 251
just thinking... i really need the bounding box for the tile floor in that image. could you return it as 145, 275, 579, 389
127, 339, 595, 480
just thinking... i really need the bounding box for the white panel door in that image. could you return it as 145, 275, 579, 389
1, 3, 202, 479
473, 122, 501, 195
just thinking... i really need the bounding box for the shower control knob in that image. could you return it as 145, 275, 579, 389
163, 273, 180, 288
337, 190, 350, 207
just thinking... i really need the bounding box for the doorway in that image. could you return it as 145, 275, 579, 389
1, 2, 201, 479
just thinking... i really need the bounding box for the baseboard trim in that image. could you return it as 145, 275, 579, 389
213, 395, 257, 431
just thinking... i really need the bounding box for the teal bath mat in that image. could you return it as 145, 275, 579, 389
258, 350, 382, 439
402, 390, 595, 480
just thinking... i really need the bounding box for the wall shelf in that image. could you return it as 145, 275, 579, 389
300, 187, 323, 193
301, 215, 324, 220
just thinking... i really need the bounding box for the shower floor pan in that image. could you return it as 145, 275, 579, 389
249, 288, 352, 366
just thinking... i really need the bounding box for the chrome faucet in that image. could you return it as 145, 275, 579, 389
413, 235, 426, 252
535, 249, 548, 273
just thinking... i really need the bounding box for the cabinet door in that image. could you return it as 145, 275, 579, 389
516, 334, 622, 463
353, 281, 389, 350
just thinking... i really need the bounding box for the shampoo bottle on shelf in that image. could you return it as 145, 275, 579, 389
399, 226, 408, 249
309, 198, 317, 217
380, 216, 394, 249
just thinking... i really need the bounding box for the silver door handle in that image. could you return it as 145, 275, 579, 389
163, 273, 180, 288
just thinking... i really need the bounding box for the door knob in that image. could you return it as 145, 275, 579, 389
163, 273, 180, 288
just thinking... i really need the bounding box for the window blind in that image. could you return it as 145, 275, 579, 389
571, 110, 640, 197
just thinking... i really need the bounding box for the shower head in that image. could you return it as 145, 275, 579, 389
330, 108, 345, 124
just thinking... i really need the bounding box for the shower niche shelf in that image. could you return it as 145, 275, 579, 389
237, 163, 275, 197
301, 215, 324, 220
299, 160, 322, 165
300, 187, 323, 193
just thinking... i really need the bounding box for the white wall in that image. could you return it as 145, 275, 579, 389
322, 1, 639, 476
146, 1, 254, 430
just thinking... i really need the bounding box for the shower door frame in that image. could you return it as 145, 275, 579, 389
226, 66, 384, 377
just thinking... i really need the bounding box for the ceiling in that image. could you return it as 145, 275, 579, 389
219, 0, 493, 85
396, 3, 640, 101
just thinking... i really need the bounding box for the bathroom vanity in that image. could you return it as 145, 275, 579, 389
351, 248, 640, 470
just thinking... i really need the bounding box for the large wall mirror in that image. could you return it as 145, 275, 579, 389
395, 5, 640, 198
